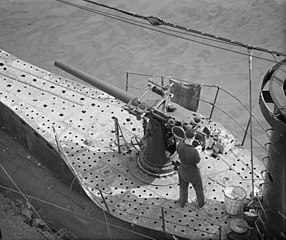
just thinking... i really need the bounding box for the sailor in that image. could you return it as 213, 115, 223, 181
176, 128, 205, 208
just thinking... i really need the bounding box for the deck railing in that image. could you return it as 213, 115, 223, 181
125, 71, 270, 159
96, 187, 223, 239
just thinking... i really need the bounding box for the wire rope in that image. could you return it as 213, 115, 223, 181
0, 161, 54, 239
56, 0, 285, 64
79, 0, 286, 56
0, 184, 157, 240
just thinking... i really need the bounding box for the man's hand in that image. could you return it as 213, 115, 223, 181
195, 145, 203, 153
197, 157, 203, 169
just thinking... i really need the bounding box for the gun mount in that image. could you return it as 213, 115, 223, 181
55, 61, 213, 177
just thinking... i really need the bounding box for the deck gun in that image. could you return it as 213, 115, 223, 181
55, 61, 207, 177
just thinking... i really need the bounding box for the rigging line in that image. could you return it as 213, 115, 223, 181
271, 53, 286, 75
7, 59, 119, 103
52, 127, 106, 213
65, 0, 279, 63
102, 202, 112, 239
57, 0, 279, 64
52, 126, 63, 153
0, 162, 53, 239
68, 176, 77, 213
0, 72, 83, 106
0, 185, 157, 240
52, 123, 111, 240
107, 200, 222, 229
57, 1, 231, 47
81, 0, 234, 48
81, 0, 286, 57
3, 53, 119, 103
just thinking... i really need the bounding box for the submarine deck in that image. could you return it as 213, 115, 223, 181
0, 49, 265, 239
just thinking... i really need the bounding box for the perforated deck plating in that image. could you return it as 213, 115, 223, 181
0, 49, 265, 239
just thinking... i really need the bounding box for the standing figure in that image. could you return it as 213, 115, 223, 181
176, 128, 205, 208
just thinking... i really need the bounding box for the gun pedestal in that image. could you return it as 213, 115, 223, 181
138, 118, 176, 177
55, 61, 178, 178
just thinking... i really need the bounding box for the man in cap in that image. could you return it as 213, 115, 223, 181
176, 128, 205, 208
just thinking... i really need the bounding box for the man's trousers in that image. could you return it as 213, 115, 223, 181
178, 170, 205, 207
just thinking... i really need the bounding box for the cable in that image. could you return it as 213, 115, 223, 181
80, 0, 286, 57
270, 53, 286, 74
53, 125, 113, 238
81, 1, 232, 47
68, 176, 77, 213
56, 0, 283, 64
0, 162, 54, 239
0, 184, 157, 240
102, 203, 112, 239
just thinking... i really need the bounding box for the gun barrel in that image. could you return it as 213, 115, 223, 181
55, 61, 140, 106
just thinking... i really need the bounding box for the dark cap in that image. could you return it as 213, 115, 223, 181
185, 128, 195, 139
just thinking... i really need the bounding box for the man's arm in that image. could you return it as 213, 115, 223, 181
195, 145, 203, 153
194, 148, 203, 169
197, 158, 203, 169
